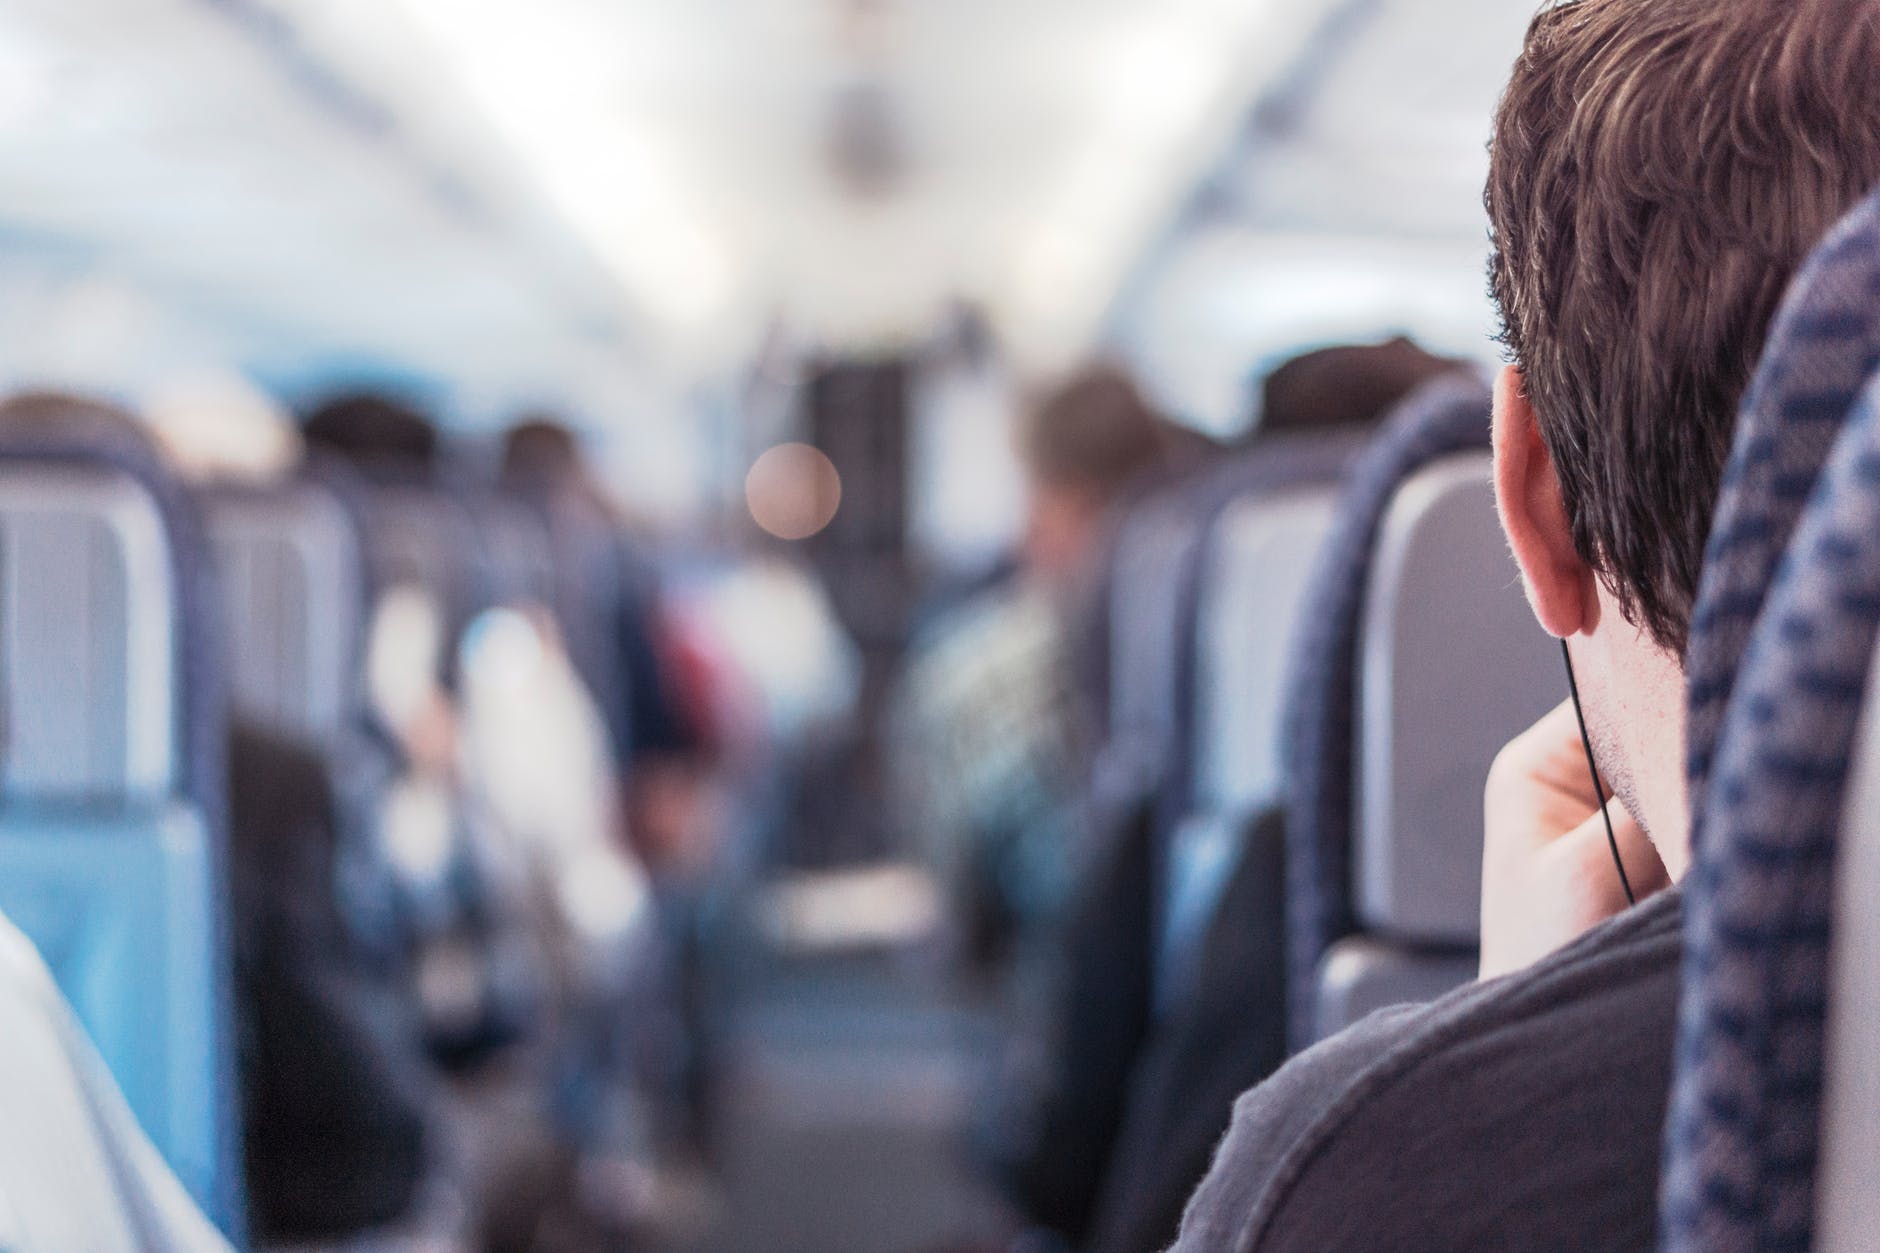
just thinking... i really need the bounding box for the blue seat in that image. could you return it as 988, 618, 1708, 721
1814, 386, 1880, 1249
0, 428, 243, 1233
1281, 374, 1560, 1048
1659, 183, 1880, 1253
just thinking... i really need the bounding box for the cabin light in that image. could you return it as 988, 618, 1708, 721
745, 442, 842, 541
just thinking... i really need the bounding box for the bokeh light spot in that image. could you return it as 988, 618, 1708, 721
746, 442, 842, 540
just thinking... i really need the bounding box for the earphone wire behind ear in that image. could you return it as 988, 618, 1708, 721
1560, 639, 1637, 907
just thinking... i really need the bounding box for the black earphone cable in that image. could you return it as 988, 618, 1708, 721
1560, 639, 1638, 907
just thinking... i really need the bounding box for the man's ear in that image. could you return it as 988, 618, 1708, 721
1492, 364, 1593, 638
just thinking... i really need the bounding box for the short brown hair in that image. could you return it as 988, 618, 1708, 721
1487, 0, 1880, 655
1259, 337, 1467, 437
1020, 364, 1168, 500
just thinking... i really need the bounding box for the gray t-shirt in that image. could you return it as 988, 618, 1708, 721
1170, 888, 1682, 1253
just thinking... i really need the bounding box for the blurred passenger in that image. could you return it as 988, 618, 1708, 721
982, 340, 1462, 1253
1255, 335, 1469, 437
893, 365, 1170, 976
499, 419, 720, 883
500, 420, 738, 1197
303, 391, 441, 482
1016, 365, 1172, 588
0, 388, 432, 1246
1172, 2, 1880, 1249
0, 912, 233, 1251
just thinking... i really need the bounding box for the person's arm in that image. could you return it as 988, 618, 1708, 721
1479, 701, 1669, 978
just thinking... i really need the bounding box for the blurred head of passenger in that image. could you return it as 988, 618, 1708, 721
143, 371, 301, 485
500, 417, 581, 494
1016, 364, 1167, 583
1485, 0, 1880, 875
303, 391, 440, 481
0, 389, 153, 456
1256, 336, 1466, 437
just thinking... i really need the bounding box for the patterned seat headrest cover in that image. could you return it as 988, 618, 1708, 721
1662, 372, 1880, 1253
1280, 371, 1492, 1052
1683, 185, 1880, 837
1663, 182, 1880, 1253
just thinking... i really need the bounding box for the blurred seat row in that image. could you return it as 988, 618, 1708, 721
0, 392, 724, 1249
938, 185, 1880, 1253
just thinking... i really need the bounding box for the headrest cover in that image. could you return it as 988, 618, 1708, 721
0, 464, 178, 801
1196, 487, 1340, 813
1663, 373, 1880, 1253
1353, 453, 1558, 943
205, 480, 366, 741
1281, 371, 1491, 1051
1685, 184, 1880, 843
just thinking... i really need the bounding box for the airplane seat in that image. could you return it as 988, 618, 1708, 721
1665, 378, 1880, 1253
0, 430, 243, 1232
1821, 578, 1880, 1252
1281, 373, 1533, 1051
1071, 436, 1365, 1253
1153, 431, 1369, 1009
1099, 488, 1210, 814
1653, 182, 1880, 1253
1314, 450, 1559, 1040
201, 476, 369, 745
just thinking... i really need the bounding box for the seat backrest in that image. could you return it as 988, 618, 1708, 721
0, 445, 240, 1232
0, 464, 177, 801
1281, 373, 1493, 1050
1353, 452, 1558, 945
1194, 487, 1341, 818
1155, 437, 1363, 1011
1107, 492, 1207, 784
1662, 372, 1880, 1253
1658, 183, 1880, 1253
1820, 628, 1880, 1251
202, 479, 367, 743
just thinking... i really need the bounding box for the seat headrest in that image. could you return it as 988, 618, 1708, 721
1820, 629, 1880, 1250
0, 462, 178, 803
1685, 183, 1880, 840
1353, 452, 1558, 943
203, 479, 368, 742
1662, 370, 1880, 1253
1107, 491, 1207, 775
1195, 486, 1340, 815
1281, 371, 1491, 1050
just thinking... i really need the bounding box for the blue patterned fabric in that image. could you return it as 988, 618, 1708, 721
1663, 184, 1880, 1253
1662, 372, 1880, 1253
1683, 187, 1880, 837
1278, 373, 1492, 1052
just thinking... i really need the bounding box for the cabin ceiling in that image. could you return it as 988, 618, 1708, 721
0, 0, 1533, 425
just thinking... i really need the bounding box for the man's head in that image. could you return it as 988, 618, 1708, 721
303, 392, 440, 480
1017, 364, 1169, 578
1486, 0, 1880, 866
1257, 337, 1466, 438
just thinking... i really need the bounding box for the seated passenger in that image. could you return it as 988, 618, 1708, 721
1172, 2, 1880, 1249
0, 912, 230, 1251
7, 386, 434, 1243
894, 365, 1171, 975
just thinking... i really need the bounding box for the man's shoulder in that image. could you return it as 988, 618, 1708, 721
1174, 889, 1685, 1253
